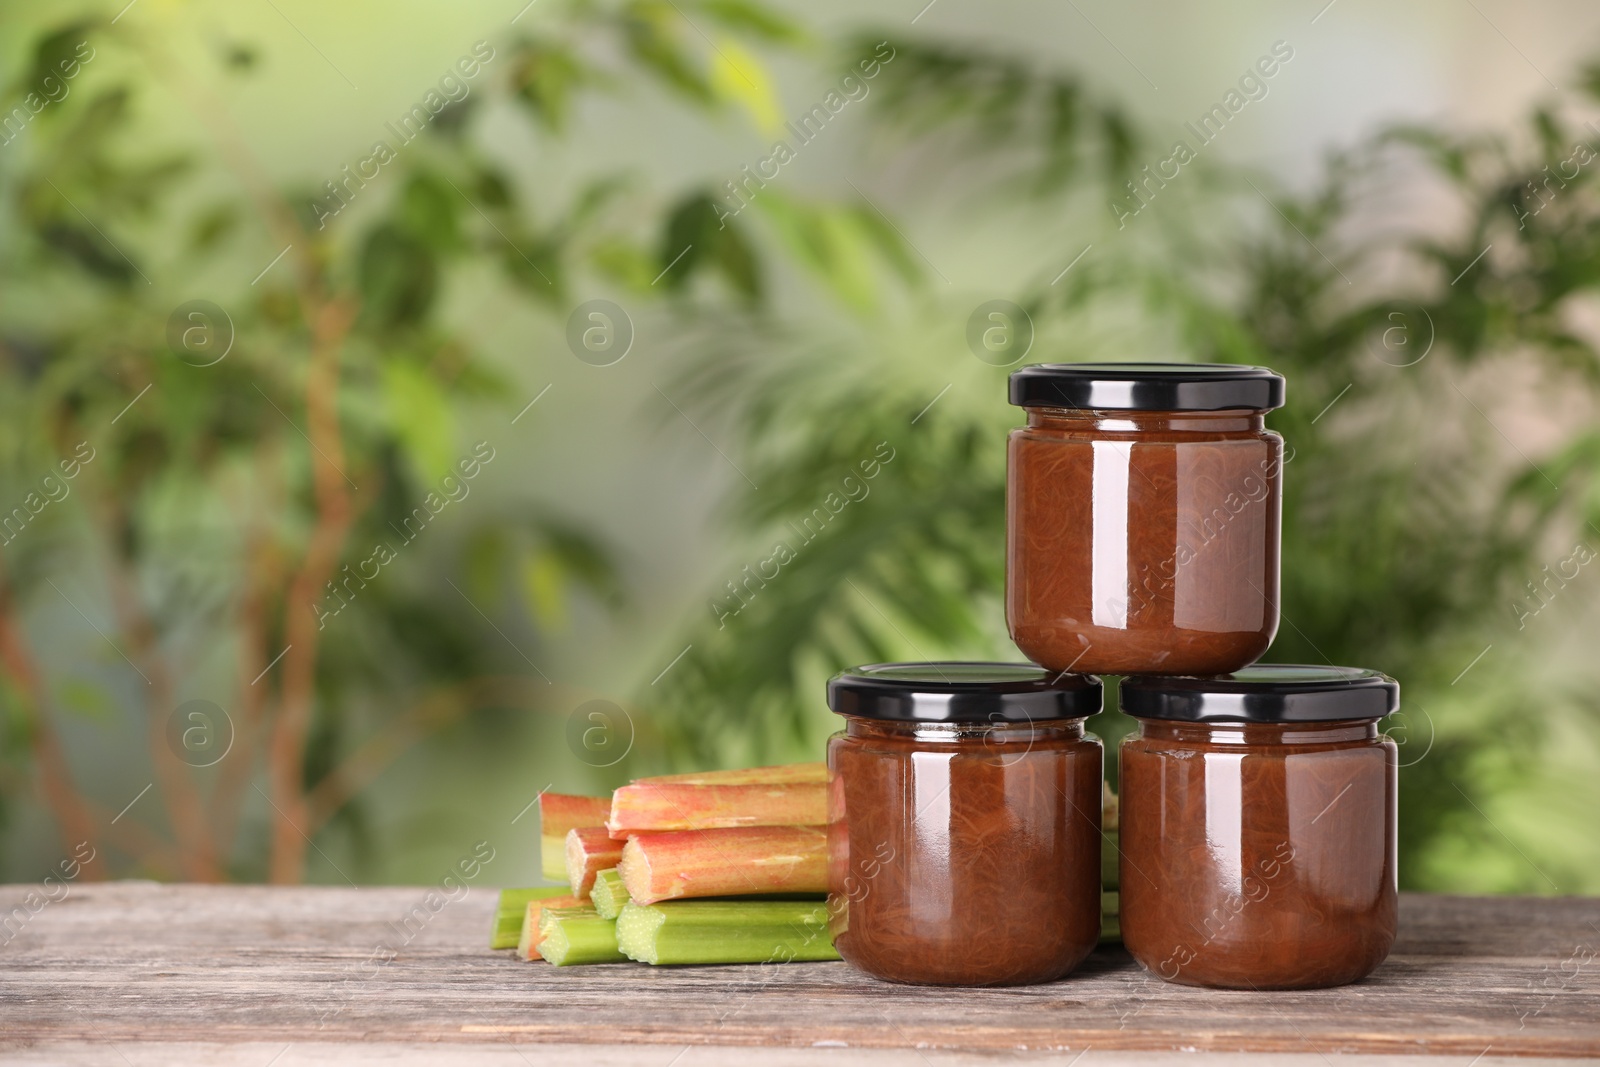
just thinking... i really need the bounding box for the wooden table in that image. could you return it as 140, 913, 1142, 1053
2, 884, 1597, 1065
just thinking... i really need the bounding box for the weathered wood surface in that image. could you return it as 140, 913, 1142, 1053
0, 884, 1597, 1059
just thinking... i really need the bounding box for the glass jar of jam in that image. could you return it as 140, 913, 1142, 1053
826, 663, 1103, 986
1118, 665, 1399, 990
1007, 362, 1287, 675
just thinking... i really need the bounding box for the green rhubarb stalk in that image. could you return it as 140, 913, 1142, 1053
539, 794, 612, 882
1102, 782, 1120, 892
517, 895, 583, 960
538, 906, 626, 966
1100, 890, 1120, 944
615, 900, 839, 965
491, 887, 573, 949
591, 868, 632, 920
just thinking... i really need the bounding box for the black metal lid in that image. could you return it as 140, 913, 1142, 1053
827, 662, 1102, 724
1120, 665, 1399, 724
1008, 362, 1285, 412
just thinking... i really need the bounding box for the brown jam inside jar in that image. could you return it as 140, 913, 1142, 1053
1118, 666, 1399, 990
826, 663, 1103, 986
1006, 363, 1286, 676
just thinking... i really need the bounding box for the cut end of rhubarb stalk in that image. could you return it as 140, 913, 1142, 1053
591, 868, 632, 920
566, 826, 625, 898
538, 906, 625, 966
617, 836, 660, 903
492, 887, 573, 950
515, 894, 583, 960
615, 902, 668, 962
539, 794, 612, 882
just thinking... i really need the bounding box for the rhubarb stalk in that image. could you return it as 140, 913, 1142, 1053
615, 900, 839, 965
539, 794, 611, 881
538, 906, 625, 966
491, 887, 573, 950
566, 826, 624, 898
1100, 890, 1121, 944
607, 781, 827, 837
1102, 781, 1120, 892
591, 867, 632, 919
516, 894, 584, 960
640, 763, 828, 786
618, 826, 828, 905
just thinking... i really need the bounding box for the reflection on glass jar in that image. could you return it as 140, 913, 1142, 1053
826, 663, 1103, 986
1006, 363, 1286, 676
1119, 665, 1399, 990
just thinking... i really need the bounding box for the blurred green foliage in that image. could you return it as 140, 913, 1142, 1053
644, 36, 1600, 894
0, 2, 1597, 893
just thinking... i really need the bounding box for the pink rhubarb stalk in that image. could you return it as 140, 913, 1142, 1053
539, 794, 611, 881
639, 763, 828, 786
617, 826, 828, 905
517, 894, 583, 961
566, 826, 624, 898
607, 781, 827, 837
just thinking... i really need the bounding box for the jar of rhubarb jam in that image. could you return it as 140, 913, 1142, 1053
826, 663, 1103, 986
1118, 665, 1399, 990
1007, 362, 1286, 675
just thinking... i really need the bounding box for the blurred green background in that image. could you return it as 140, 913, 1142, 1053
1, 0, 1598, 894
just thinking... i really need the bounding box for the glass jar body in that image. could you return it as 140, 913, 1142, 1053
1007, 408, 1283, 675
827, 717, 1102, 986
1119, 718, 1397, 989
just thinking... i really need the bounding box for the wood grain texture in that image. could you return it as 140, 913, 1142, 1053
0, 884, 1596, 1058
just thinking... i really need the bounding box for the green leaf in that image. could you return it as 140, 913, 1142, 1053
590, 237, 659, 290
754, 193, 904, 311
359, 223, 438, 328
397, 172, 462, 252
511, 38, 592, 133
708, 36, 783, 135
715, 215, 762, 302
57, 679, 113, 722
621, 1, 715, 105
21, 23, 93, 109
657, 194, 716, 289
381, 360, 456, 485
521, 548, 568, 632
188, 202, 239, 253
697, 0, 807, 44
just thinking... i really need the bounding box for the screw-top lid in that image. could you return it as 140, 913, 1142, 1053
1008, 362, 1285, 412
1120, 665, 1399, 724
827, 662, 1103, 724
